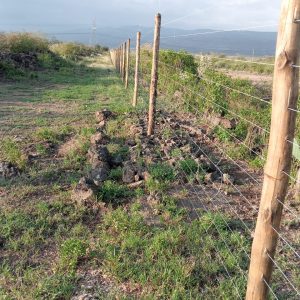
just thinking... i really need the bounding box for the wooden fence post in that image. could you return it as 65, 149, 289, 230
133, 32, 141, 107
119, 46, 122, 75
246, 1, 300, 299
147, 13, 161, 136
122, 42, 127, 82
125, 38, 131, 88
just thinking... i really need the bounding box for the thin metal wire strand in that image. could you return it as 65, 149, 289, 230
168, 120, 254, 237
156, 141, 247, 299
157, 59, 272, 106
142, 56, 271, 133
160, 23, 278, 39
134, 57, 296, 226
277, 198, 300, 221
263, 277, 280, 300
271, 226, 300, 260
138, 58, 299, 250
153, 68, 267, 160
176, 114, 300, 261
162, 117, 295, 299
150, 67, 266, 184
267, 253, 300, 296
153, 128, 245, 299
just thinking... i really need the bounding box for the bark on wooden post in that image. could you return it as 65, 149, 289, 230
120, 45, 123, 77
118, 48, 120, 72
119, 46, 122, 75
246, 1, 300, 299
147, 13, 161, 136
122, 42, 127, 82
125, 38, 131, 88
133, 32, 141, 107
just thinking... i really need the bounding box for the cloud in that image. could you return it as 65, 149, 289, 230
0, 0, 281, 32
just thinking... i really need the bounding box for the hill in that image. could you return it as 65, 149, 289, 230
33, 25, 277, 56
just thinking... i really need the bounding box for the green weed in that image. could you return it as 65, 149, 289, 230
98, 181, 132, 204
0, 138, 26, 169
58, 238, 87, 272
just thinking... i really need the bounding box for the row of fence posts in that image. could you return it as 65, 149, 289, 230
108, 1, 300, 298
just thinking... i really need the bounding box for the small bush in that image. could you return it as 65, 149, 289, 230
108, 167, 123, 181
0, 33, 49, 54
50, 42, 107, 61
160, 50, 198, 75
149, 163, 175, 182
178, 158, 198, 175
98, 181, 132, 204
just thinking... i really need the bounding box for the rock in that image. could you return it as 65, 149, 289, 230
122, 162, 137, 183
95, 109, 113, 123
221, 118, 237, 129
89, 165, 110, 186
0, 162, 20, 179
134, 174, 140, 182
181, 144, 191, 153
223, 173, 234, 185
197, 157, 216, 172
111, 154, 123, 167
88, 146, 111, 167
128, 180, 144, 189
142, 171, 151, 181
126, 139, 136, 147
90, 133, 105, 146
72, 177, 97, 205
130, 125, 143, 136
209, 115, 222, 127
204, 171, 220, 184
97, 120, 106, 130
167, 158, 176, 167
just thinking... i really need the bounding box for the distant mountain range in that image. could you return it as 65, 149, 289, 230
40, 25, 276, 57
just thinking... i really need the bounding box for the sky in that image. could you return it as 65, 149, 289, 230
0, 0, 281, 32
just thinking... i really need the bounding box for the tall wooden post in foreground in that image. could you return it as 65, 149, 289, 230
246, 1, 300, 299
133, 32, 141, 107
125, 39, 131, 88
147, 13, 161, 136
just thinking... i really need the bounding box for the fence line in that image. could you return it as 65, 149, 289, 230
109, 2, 300, 298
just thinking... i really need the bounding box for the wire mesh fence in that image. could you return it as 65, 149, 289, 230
110, 2, 300, 298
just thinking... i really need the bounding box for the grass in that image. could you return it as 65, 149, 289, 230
97, 181, 132, 205
0, 138, 27, 169
1, 42, 296, 299
203, 54, 275, 75
95, 205, 250, 299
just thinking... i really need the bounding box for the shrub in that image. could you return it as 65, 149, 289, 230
160, 50, 198, 75
0, 33, 49, 54
50, 42, 107, 61
149, 163, 175, 182
178, 158, 198, 175
98, 181, 132, 204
